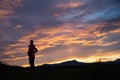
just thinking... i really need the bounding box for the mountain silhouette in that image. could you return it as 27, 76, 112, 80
113, 59, 120, 63
40, 60, 86, 68
40, 59, 120, 68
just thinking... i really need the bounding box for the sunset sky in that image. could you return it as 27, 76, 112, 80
0, 0, 120, 67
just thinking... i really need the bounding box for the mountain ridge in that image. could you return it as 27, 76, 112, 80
40, 60, 86, 68
1, 59, 120, 68
38, 58, 120, 68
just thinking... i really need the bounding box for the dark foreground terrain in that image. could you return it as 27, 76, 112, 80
0, 61, 120, 80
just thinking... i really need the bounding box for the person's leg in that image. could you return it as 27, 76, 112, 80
31, 58, 35, 68
28, 57, 31, 67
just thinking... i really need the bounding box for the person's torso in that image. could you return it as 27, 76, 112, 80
28, 45, 35, 58
28, 45, 35, 53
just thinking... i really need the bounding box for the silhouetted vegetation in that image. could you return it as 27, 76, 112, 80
0, 60, 120, 80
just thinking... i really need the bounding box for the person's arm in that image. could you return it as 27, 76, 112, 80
34, 45, 38, 53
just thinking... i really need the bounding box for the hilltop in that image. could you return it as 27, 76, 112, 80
0, 59, 120, 80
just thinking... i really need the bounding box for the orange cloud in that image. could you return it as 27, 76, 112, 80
0, 0, 22, 8
57, 1, 84, 9
15, 22, 120, 52
2, 54, 43, 62
0, 9, 14, 19
0, 0, 23, 19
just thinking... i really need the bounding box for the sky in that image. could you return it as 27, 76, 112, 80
0, 0, 120, 67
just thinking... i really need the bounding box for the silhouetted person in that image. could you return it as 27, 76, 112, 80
28, 40, 38, 68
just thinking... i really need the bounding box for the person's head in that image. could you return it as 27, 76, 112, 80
30, 40, 34, 44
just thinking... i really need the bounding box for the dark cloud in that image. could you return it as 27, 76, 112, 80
103, 33, 120, 43
101, 42, 120, 53
9, 0, 66, 30
80, 0, 120, 23
98, 26, 120, 33
15, 0, 56, 15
